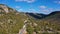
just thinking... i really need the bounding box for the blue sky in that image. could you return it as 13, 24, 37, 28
0, 0, 60, 14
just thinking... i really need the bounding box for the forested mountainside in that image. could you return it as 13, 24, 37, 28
0, 4, 60, 34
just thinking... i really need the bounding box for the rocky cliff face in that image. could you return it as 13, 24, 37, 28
0, 4, 16, 14
0, 4, 9, 13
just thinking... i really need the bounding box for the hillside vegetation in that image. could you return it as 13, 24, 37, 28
0, 4, 60, 34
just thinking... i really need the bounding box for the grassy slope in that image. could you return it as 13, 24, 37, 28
0, 11, 60, 34
0, 12, 28, 34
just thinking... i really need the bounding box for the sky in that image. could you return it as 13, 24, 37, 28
0, 0, 60, 14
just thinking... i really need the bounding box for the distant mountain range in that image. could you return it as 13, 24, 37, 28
0, 4, 60, 34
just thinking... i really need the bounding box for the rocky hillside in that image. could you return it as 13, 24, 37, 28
0, 4, 60, 34
0, 4, 28, 34
26, 11, 60, 34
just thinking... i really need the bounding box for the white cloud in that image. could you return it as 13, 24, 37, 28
48, 8, 54, 11
54, 1, 60, 4
39, 9, 53, 14
18, 9, 23, 11
42, 9, 49, 12
24, 8, 37, 13
39, 6, 46, 9
43, 8, 53, 12
26, 0, 35, 3
28, 8, 36, 12
15, 0, 24, 1
15, 6, 23, 11
39, 6, 54, 14
15, 0, 36, 3
15, 6, 21, 9
39, 6, 53, 12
